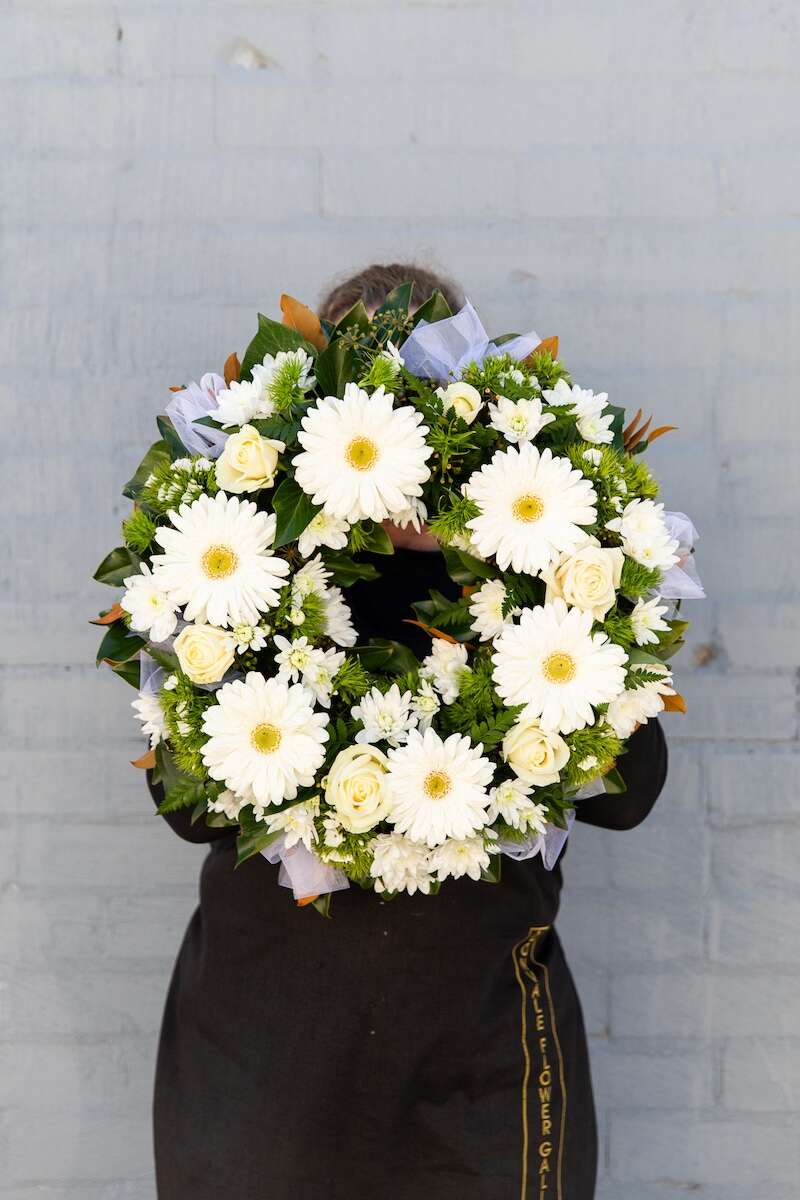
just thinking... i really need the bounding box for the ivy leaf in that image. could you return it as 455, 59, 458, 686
122, 440, 170, 501
96, 621, 145, 667
271, 476, 320, 549
239, 313, 317, 382
156, 415, 188, 460
93, 546, 141, 587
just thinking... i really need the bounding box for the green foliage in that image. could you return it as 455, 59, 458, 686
563, 726, 624, 789
410, 289, 452, 327
123, 440, 170, 501
601, 609, 636, 650
156, 415, 189, 460
412, 590, 474, 640
624, 665, 666, 690
524, 348, 569, 391
355, 639, 420, 676
427, 494, 480, 545
140, 455, 218, 516
321, 552, 380, 587
440, 544, 497, 584
347, 520, 394, 555
461, 353, 538, 402
95, 621, 145, 667
156, 773, 207, 814
239, 313, 316, 382
93, 546, 141, 587
160, 674, 216, 778
271, 476, 320, 549
619, 557, 662, 600
122, 508, 157, 554
359, 353, 402, 392
501, 570, 546, 613
331, 657, 373, 704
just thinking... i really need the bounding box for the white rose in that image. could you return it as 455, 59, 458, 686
215, 424, 285, 494
437, 381, 483, 425
324, 744, 392, 833
543, 540, 623, 621
174, 623, 236, 684
502, 718, 570, 786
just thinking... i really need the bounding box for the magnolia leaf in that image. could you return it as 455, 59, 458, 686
96, 622, 145, 667
322, 553, 380, 587
646, 424, 678, 445
355, 639, 420, 676
297, 892, 321, 907
529, 335, 558, 360
481, 855, 502, 884
623, 408, 643, 443
90, 602, 125, 626
402, 618, 464, 646
271, 476, 320, 549
410, 289, 452, 327
602, 766, 628, 794
111, 658, 141, 688
280, 293, 327, 351
625, 414, 653, 451
440, 545, 496, 584
131, 747, 156, 769
663, 691, 688, 714
122, 440, 170, 501
315, 339, 358, 398
156, 415, 188, 460
375, 282, 413, 316
310, 893, 332, 917
332, 299, 370, 336
240, 313, 317, 382
93, 546, 141, 587
223, 351, 241, 385
356, 521, 394, 555
236, 823, 282, 866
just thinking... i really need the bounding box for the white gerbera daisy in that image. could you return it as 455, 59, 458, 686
492, 599, 628, 734
468, 578, 521, 641
486, 778, 549, 836
151, 492, 290, 628
630, 595, 670, 646
322, 586, 357, 647
369, 832, 434, 896
351, 684, 415, 747
201, 672, 329, 810
429, 834, 495, 883
488, 395, 556, 444
410, 679, 441, 731
465, 444, 597, 576
294, 383, 431, 523
386, 728, 495, 848
606, 499, 680, 571
261, 796, 320, 848
419, 639, 469, 704
131, 692, 168, 747
121, 564, 179, 644
297, 510, 350, 558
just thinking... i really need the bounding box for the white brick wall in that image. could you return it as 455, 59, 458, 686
1, 0, 798, 1194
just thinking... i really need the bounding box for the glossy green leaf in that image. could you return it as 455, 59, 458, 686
315, 340, 359, 399
441, 545, 496, 585
375, 282, 413, 316
239, 313, 317, 382
410, 289, 452, 327
322, 554, 381, 587
271, 476, 320, 549
156, 414, 188, 460
332, 299, 370, 336
93, 546, 141, 587
95, 622, 145, 667
354, 639, 420, 676
122, 440, 170, 500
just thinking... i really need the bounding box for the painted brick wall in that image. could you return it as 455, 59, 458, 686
1, 1, 798, 1195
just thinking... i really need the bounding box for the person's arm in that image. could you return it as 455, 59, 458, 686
146, 770, 236, 845
575, 719, 668, 831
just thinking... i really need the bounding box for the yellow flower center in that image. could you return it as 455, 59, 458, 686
512, 493, 545, 523
542, 652, 577, 684
423, 770, 451, 800
251, 723, 282, 754
201, 544, 238, 579
345, 436, 379, 472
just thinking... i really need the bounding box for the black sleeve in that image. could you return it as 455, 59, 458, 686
146, 770, 237, 845
574, 719, 668, 831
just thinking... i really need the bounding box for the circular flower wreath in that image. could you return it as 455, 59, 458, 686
93, 287, 702, 912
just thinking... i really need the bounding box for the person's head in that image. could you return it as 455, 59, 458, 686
318, 262, 462, 324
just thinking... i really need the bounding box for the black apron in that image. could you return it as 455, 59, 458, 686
149, 549, 667, 1199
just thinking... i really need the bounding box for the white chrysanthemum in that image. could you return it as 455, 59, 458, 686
429, 834, 495, 883
420, 639, 469, 704
322, 586, 357, 647
468, 578, 521, 641
351, 684, 415, 747
132, 692, 168, 747
571, 389, 614, 444
261, 796, 320, 848
297, 510, 350, 558
541, 379, 575, 406
294, 384, 431, 523
301, 647, 345, 708
606, 499, 680, 572
386, 728, 495, 848
291, 554, 330, 601
273, 634, 316, 681
606, 664, 674, 738
492, 599, 628, 734
382, 340, 405, 370
410, 679, 441, 731
232, 622, 268, 653
212, 378, 262, 428
151, 492, 290, 628
251, 349, 315, 419
630, 595, 670, 646
208, 788, 247, 820
391, 496, 428, 532
369, 833, 434, 896
486, 778, 549, 835
321, 812, 345, 848
201, 672, 329, 810
488, 395, 556, 444
582, 448, 603, 467
465, 444, 597, 575
121, 564, 179, 644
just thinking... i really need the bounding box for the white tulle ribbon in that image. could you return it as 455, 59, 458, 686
261, 836, 350, 902
164, 374, 229, 458
139, 649, 164, 695
498, 809, 577, 871
660, 511, 705, 600
399, 300, 542, 381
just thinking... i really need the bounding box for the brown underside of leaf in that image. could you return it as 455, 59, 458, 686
534, 335, 559, 358
402, 618, 463, 646
646, 424, 678, 444
280, 293, 327, 351
296, 894, 319, 906
131, 747, 156, 769
223, 351, 241, 386
461, 584, 476, 598
663, 692, 688, 714
168, 385, 185, 393
623, 408, 643, 443
90, 602, 125, 626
